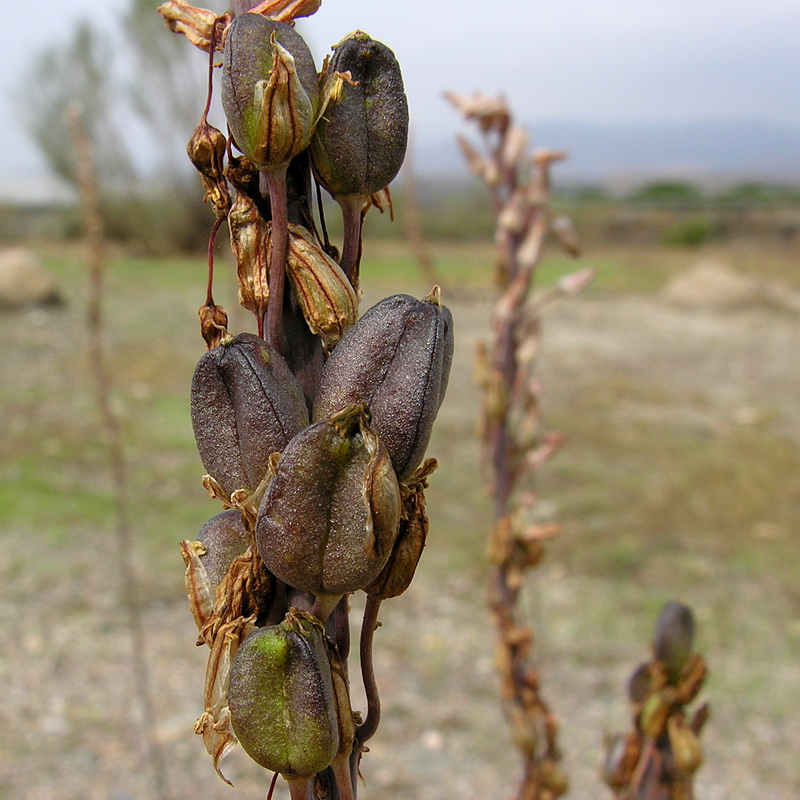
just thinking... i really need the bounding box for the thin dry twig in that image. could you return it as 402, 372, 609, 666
68, 104, 171, 800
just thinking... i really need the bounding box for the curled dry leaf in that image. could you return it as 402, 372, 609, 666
157, 1, 228, 51
249, 0, 322, 23
195, 613, 257, 783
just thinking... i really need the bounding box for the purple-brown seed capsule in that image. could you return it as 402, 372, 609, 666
256, 404, 401, 596
312, 290, 453, 481
190, 332, 308, 497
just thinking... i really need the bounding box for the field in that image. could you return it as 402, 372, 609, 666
1, 236, 799, 799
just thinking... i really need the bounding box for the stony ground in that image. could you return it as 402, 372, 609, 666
1, 250, 798, 799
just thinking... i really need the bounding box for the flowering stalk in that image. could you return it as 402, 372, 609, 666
162, 5, 449, 800
448, 91, 593, 800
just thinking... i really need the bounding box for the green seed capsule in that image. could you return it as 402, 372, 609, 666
312, 290, 453, 481
190, 332, 309, 497
311, 31, 409, 198
222, 13, 319, 172
256, 404, 401, 596
228, 611, 339, 777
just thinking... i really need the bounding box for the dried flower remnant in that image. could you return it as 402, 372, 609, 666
162, 4, 445, 797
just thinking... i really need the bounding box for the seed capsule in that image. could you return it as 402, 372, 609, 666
312, 290, 453, 481
195, 509, 251, 589
222, 13, 319, 172
181, 510, 250, 633
311, 32, 408, 198
627, 661, 652, 704
228, 610, 339, 777
191, 332, 308, 497
256, 404, 401, 596
653, 601, 695, 678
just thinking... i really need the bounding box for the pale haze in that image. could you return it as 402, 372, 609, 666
3, 0, 799, 183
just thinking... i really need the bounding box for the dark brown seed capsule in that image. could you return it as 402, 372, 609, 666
627, 661, 652, 704
256, 404, 401, 596
311, 32, 409, 198
312, 290, 453, 481
190, 332, 309, 496
653, 601, 695, 678
228, 610, 339, 777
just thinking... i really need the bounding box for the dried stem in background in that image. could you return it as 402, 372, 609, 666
402, 138, 440, 287
447, 91, 593, 800
68, 104, 171, 800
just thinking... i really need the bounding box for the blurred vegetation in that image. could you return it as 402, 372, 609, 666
14, 0, 212, 254
6, 175, 800, 263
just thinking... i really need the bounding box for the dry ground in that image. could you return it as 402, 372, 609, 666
1, 244, 798, 799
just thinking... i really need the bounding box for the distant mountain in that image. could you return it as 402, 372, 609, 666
418, 119, 800, 186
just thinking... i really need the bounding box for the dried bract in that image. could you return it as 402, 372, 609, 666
366, 459, 436, 599
181, 510, 250, 632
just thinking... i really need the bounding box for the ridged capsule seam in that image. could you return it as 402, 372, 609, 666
232, 340, 297, 445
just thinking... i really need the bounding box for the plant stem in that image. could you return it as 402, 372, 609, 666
205, 215, 224, 306
69, 105, 170, 800
287, 776, 313, 800
355, 595, 382, 744
311, 593, 344, 624
264, 166, 289, 354
337, 194, 364, 289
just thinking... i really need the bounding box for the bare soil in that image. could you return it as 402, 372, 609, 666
1, 259, 798, 799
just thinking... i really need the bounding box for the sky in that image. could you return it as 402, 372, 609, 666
3, 0, 799, 187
